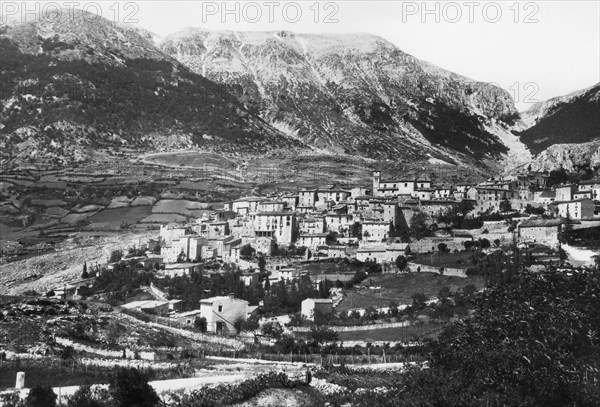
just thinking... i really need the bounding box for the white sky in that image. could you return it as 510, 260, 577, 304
6, 1, 600, 111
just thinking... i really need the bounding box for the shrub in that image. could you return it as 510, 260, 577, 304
0, 392, 24, 407
194, 317, 207, 332
239, 244, 255, 259
108, 367, 160, 407
395, 255, 408, 271
67, 385, 107, 407
25, 386, 56, 407
60, 345, 75, 360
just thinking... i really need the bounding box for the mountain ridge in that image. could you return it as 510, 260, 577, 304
159, 28, 528, 167
0, 11, 304, 166
515, 82, 600, 155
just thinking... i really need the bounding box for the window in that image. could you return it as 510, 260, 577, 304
218, 305, 223, 312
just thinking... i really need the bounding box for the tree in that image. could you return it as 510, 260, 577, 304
438, 286, 452, 299
388, 300, 400, 317
350, 222, 363, 239
25, 386, 56, 407
437, 243, 448, 253
176, 250, 187, 263
257, 256, 266, 272
411, 292, 427, 311
240, 315, 260, 332
547, 167, 569, 188
109, 367, 160, 407
240, 244, 255, 259
425, 269, 600, 406
325, 232, 337, 245
395, 255, 408, 271
194, 316, 207, 332
499, 199, 512, 213
410, 212, 430, 240
67, 385, 104, 407
82, 262, 89, 279
479, 238, 491, 249
109, 250, 122, 263
525, 204, 545, 215
308, 326, 339, 347
261, 322, 284, 338
562, 210, 574, 243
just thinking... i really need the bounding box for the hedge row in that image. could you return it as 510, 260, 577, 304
169, 371, 306, 406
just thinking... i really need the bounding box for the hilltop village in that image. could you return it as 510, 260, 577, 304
44, 170, 600, 335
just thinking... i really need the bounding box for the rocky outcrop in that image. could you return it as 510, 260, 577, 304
529, 140, 600, 172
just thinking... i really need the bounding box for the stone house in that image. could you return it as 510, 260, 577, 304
301, 298, 334, 321
199, 296, 255, 334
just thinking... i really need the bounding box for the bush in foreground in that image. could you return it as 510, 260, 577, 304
322, 269, 600, 406
25, 386, 57, 407
109, 367, 160, 407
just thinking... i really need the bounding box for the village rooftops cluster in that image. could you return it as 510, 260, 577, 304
145, 172, 600, 270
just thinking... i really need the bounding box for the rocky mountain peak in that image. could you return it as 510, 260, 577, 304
160, 28, 522, 167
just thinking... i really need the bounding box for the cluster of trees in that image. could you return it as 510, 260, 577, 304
434, 200, 476, 228
329, 269, 600, 406
86, 262, 154, 305
261, 275, 323, 315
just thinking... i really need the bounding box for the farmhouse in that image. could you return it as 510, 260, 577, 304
199, 296, 255, 334
554, 199, 596, 220
301, 298, 334, 321
518, 219, 562, 249
356, 243, 410, 263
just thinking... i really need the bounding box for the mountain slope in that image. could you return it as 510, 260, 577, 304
0, 12, 302, 166
160, 29, 526, 166
515, 83, 600, 155
528, 140, 600, 173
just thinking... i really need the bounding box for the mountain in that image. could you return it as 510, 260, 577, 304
515, 83, 600, 155
528, 140, 600, 173
0, 11, 301, 166
159, 28, 527, 167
